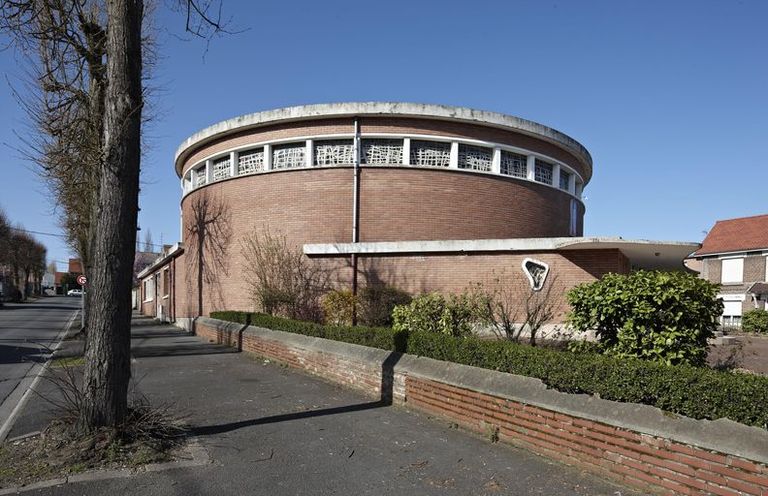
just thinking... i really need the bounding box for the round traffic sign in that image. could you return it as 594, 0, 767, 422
77, 275, 87, 286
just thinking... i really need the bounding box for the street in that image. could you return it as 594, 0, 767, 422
0, 296, 78, 433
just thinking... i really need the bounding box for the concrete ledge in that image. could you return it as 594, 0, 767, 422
197, 317, 768, 465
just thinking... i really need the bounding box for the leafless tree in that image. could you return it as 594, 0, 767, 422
185, 190, 231, 317
1, 0, 232, 431
476, 271, 563, 346
241, 227, 329, 321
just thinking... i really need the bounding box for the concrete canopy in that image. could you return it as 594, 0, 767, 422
303, 237, 700, 271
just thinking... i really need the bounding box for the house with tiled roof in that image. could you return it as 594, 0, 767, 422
690, 214, 768, 326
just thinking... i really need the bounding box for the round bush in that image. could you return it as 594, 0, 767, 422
742, 309, 768, 334
567, 270, 723, 366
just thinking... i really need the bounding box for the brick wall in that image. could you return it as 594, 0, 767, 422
195, 317, 768, 496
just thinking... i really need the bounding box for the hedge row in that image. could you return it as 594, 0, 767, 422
210, 311, 768, 429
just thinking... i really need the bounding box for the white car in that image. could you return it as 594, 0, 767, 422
67, 289, 83, 296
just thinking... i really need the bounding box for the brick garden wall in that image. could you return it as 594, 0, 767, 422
194, 317, 768, 496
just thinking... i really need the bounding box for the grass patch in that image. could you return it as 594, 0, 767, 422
51, 356, 85, 368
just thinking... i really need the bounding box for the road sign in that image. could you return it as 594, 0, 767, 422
77, 275, 87, 286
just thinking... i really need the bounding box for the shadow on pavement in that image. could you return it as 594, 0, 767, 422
131, 329, 195, 339
193, 350, 403, 437
0, 343, 49, 365
132, 342, 238, 358
0, 304, 80, 311
192, 400, 389, 437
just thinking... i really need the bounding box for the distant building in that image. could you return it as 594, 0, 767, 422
690, 214, 768, 326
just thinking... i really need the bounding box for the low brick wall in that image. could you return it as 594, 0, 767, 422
194, 317, 768, 496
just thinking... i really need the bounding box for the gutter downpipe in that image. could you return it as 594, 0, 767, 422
352, 118, 361, 325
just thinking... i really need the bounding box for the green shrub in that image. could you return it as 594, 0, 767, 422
358, 286, 412, 327
321, 290, 358, 326
209, 311, 768, 429
392, 292, 485, 338
567, 271, 723, 366
742, 309, 768, 334
210, 311, 408, 352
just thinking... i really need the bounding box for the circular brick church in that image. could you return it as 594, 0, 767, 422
175, 102, 591, 244
139, 103, 696, 326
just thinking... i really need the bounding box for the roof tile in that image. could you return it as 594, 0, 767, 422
695, 214, 768, 256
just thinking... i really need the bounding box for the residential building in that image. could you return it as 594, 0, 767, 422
690, 214, 768, 326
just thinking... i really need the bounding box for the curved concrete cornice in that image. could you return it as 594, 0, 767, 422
174, 102, 593, 179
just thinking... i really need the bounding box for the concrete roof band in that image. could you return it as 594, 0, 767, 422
174, 102, 594, 181
303, 237, 701, 272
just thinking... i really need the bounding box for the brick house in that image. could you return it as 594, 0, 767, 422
690, 214, 768, 326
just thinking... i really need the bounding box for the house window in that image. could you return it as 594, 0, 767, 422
410, 140, 451, 167
500, 151, 527, 178
362, 139, 403, 165
559, 170, 571, 191
721, 258, 744, 284
457, 144, 492, 172
721, 299, 743, 327
314, 140, 355, 166
143, 278, 154, 302
163, 269, 170, 297
534, 159, 553, 185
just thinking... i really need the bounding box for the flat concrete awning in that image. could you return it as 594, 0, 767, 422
304, 237, 700, 271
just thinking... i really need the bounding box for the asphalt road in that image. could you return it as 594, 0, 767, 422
0, 296, 78, 429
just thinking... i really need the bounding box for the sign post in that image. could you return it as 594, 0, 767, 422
77, 275, 87, 329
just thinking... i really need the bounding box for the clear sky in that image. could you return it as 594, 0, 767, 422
1, 0, 766, 268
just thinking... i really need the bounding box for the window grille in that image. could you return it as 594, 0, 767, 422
194, 166, 207, 187
410, 140, 451, 167
535, 159, 553, 185
458, 144, 492, 171
212, 156, 231, 181
522, 258, 550, 291
314, 140, 355, 166
362, 139, 403, 165
559, 170, 571, 191
272, 143, 306, 170
500, 151, 527, 178
238, 148, 264, 175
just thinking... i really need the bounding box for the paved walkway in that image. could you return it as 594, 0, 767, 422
9, 318, 642, 495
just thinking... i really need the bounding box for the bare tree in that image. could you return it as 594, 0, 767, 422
185, 190, 231, 317
240, 227, 328, 321
1, 0, 231, 432
476, 271, 563, 346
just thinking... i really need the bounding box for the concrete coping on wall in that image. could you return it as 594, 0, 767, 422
303, 237, 701, 271
198, 316, 768, 464
174, 102, 593, 178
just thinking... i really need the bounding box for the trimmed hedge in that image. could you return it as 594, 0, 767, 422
211, 311, 408, 352
210, 311, 768, 429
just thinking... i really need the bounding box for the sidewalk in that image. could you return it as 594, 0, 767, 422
8, 317, 641, 495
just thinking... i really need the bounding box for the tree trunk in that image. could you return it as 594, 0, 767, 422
79, 0, 143, 431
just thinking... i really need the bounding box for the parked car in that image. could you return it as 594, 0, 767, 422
67, 289, 83, 296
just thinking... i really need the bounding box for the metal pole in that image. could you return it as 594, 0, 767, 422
351, 118, 361, 325
81, 284, 85, 329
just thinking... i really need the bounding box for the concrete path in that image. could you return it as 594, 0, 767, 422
8, 318, 642, 495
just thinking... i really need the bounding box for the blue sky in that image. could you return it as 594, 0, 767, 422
1, 0, 766, 268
